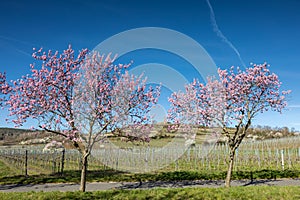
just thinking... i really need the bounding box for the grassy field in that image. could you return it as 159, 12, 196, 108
1, 150, 300, 199
0, 136, 300, 185
1, 163, 299, 199
0, 186, 300, 200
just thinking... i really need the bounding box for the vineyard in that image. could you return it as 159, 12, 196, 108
0, 136, 300, 176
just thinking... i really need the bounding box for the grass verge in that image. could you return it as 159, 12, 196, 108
0, 186, 300, 200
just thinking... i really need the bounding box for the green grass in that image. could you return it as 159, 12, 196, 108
0, 160, 17, 177
1, 158, 300, 199
0, 186, 300, 200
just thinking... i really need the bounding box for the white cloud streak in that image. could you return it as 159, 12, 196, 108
288, 105, 300, 108
206, 0, 246, 68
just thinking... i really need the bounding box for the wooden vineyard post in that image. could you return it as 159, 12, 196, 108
60, 149, 65, 176
25, 150, 28, 177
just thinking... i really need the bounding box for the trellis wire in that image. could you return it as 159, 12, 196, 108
0, 136, 299, 175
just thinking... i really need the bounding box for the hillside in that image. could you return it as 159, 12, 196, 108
0, 125, 298, 147
0, 128, 51, 146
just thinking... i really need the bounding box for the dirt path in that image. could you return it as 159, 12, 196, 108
0, 179, 299, 192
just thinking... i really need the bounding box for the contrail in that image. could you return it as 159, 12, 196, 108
15, 48, 32, 57
0, 35, 35, 57
206, 0, 246, 68
0, 35, 35, 46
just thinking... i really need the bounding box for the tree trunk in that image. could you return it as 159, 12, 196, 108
225, 149, 235, 187
80, 153, 89, 192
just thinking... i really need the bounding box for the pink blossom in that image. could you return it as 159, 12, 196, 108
2, 46, 160, 147
168, 62, 290, 142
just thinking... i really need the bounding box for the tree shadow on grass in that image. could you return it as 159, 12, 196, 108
242, 179, 281, 186
117, 180, 225, 189
118, 169, 300, 189
0, 169, 126, 185
0, 169, 298, 187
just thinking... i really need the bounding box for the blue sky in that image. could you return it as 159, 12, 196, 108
0, 0, 299, 130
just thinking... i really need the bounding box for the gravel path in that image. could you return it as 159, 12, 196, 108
0, 179, 300, 192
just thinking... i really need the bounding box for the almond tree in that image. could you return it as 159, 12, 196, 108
168, 63, 290, 187
2, 45, 160, 191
